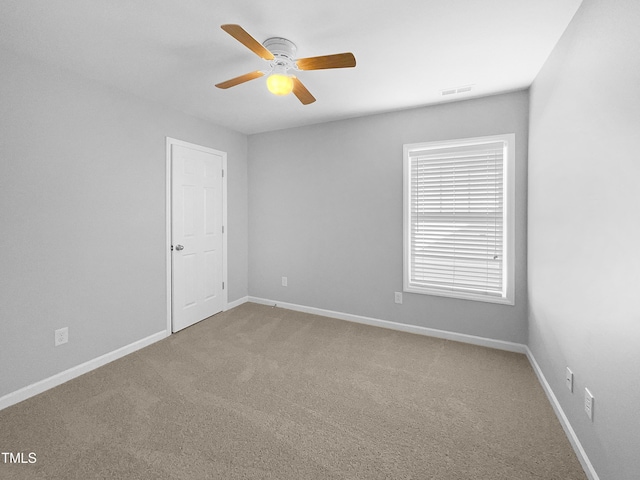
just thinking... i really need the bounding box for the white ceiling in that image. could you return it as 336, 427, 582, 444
0, 0, 583, 134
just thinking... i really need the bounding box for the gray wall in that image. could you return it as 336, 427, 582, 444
0, 47, 248, 398
528, 0, 640, 478
248, 91, 529, 343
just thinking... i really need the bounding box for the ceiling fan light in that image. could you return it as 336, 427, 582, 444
266, 73, 294, 96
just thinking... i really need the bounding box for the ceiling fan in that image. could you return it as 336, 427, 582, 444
215, 24, 356, 105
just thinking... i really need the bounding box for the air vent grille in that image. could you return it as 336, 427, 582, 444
441, 85, 474, 96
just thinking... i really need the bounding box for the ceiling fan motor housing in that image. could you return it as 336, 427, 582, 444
263, 37, 297, 70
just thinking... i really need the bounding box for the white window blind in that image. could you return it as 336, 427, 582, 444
403, 135, 514, 304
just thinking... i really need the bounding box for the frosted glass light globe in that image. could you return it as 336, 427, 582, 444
267, 73, 294, 96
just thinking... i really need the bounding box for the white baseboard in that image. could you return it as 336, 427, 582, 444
0, 330, 168, 412
525, 348, 599, 480
226, 295, 249, 310
248, 296, 527, 354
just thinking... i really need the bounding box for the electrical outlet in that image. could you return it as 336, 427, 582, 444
281, 276, 288, 287
394, 292, 403, 304
584, 388, 594, 421
565, 367, 573, 392
54, 327, 68, 346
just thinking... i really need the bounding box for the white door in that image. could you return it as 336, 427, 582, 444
171, 143, 225, 332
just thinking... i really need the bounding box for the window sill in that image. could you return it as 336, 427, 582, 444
403, 285, 514, 305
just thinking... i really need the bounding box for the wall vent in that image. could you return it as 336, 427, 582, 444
441, 85, 474, 96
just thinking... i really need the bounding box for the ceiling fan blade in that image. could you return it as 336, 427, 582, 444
292, 77, 316, 105
215, 71, 265, 89
296, 52, 356, 71
220, 24, 274, 61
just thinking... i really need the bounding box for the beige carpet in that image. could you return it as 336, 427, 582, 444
0, 302, 586, 479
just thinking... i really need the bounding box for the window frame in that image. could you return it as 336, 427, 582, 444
403, 133, 515, 305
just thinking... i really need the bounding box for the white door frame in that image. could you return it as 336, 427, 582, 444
165, 137, 228, 334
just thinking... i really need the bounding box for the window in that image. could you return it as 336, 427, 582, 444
403, 134, 515, 304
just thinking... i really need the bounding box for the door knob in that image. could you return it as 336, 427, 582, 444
175, 245, 184, 251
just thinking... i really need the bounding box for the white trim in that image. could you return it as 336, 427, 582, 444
226, 295, 249, 311
0, 330, 167, 412
165, 137, 228, 334
166, 138, 173, 335
247, 296, 526, 354
525, 347, 599, 480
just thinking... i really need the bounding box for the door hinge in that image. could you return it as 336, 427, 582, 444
222, 225, 224, 234
222, 282, 225, 290
222, 169, 224, 178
